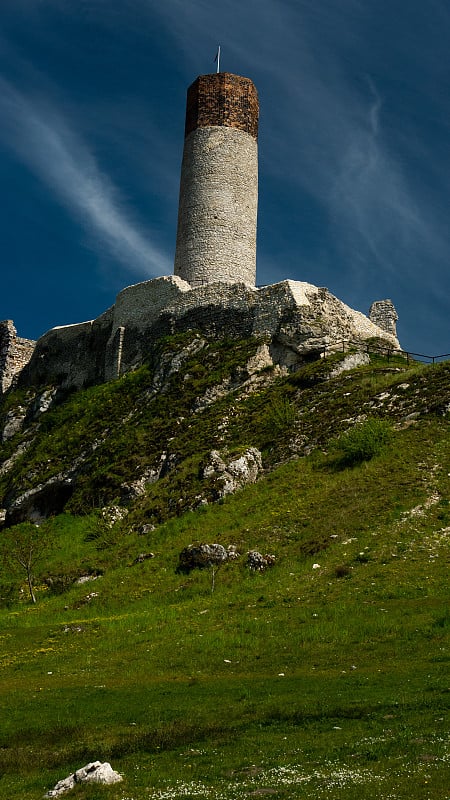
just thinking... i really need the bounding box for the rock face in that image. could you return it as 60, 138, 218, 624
4, 277, 400, 393
45, 761, 122, 797
1, 406, 27, 442
329, 352, 370, 378
0, 320, 35, 393
202, 447, 263, 498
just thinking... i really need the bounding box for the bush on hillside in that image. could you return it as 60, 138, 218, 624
332, 418, 393, 467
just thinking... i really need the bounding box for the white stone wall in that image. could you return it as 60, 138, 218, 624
112, 276, 191, 334
174, 126, 258, 286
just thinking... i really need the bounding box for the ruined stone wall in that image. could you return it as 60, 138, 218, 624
174, 72, 259, 287
369, 300, 398, 338
13, 278, 401, 392
18, 309, 114, 391
0, 320, 35, 393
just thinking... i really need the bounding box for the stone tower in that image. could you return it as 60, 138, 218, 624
174, 72, 259, 287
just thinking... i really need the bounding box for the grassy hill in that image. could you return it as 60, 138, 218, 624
0, 337, 449, 799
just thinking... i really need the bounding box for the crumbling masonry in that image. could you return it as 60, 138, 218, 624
0, 320, 35, 393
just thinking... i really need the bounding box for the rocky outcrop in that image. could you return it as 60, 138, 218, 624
0, 320, 35, 393
10, 277, 400, 392
5, 475, 77, 526
202, 447, 263, 498
1, 406, 27, 441
329, 352, 370, 378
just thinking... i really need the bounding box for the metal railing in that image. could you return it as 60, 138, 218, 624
182, 282, 449, 365
321, 340, 450, 365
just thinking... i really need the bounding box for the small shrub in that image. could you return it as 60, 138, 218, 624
332, 418, 393, 467
267, 396, 297, 433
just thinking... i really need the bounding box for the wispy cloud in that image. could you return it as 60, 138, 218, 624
0, 76, 172, 277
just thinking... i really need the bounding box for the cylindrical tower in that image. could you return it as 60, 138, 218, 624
174, 72, 259, 287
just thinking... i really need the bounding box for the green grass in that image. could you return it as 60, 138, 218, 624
0, 349, 449, 798
1, 419, 449, 797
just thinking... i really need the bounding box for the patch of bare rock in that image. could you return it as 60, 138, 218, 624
202, 447, 262, 498
45, 761, 122, 797
176, 543, 276, 574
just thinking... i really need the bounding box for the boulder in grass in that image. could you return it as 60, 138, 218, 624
246, 550, 276, 572
176, 543, 229, 574
45, 761, 122, 797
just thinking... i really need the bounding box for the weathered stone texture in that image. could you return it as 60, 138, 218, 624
174, 126, 258, 286
160, 280, 400, 360
202, 447, 262, 498
18, 307, 113, 391
175, 70, 258, 288
176, 543, 239, 575
185, 73, 259, 139
112, 276, 191, 332
0, 320, 35, 393
369, 299, 398, 337
14, 278, 401, 392
46, 762, 122, 797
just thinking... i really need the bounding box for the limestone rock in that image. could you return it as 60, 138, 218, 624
120, 455, 169, 501
2, 407, 26, 441
176, 543, 238, 574
138, 523, 156, 535
29, 387, 57, 418
246, 551, 276, 571
14, 278, 401, 392
151, 336, 207, 393
101, 505, 128, 528
203, 447, 262, 498
45, 761, 122, 797
329, 352, 370, 378
0, 440, 32, 477
132, 552, 155, 564
5, 475, 77, 526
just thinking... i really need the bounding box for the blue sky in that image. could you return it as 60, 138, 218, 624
1, 0, 449, 355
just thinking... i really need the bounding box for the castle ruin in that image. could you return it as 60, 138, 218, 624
0, 71, 399, 395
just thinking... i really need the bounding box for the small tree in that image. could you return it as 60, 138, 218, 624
1, 522, 51, 604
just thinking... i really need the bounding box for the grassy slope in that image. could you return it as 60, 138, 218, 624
0, 350, 449, 799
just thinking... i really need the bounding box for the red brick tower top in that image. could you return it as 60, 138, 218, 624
184, 73, 259, 140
